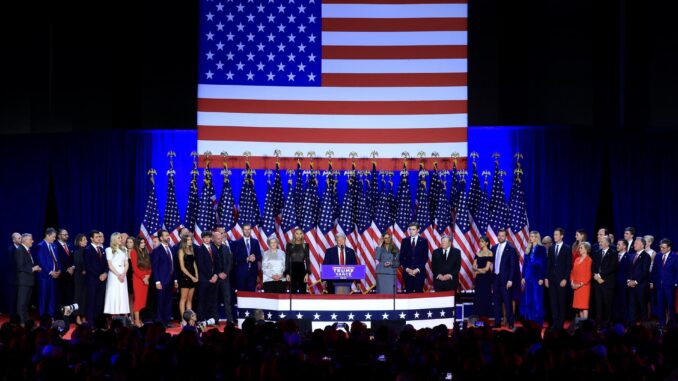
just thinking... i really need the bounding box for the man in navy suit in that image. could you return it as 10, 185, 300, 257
545, 228, 572, 330
84, 230, 107, 323
613, 239, 634, 324
55, 228, 75, 308
400, 223, 429, 293
323, 233, 357, 294
196, 231, 221, 322
35, 228, 61, 317
233, 224, 261, 292
627, 237, 651, 324
152, 229, 178, 326
213, 231, 234, 323
652, 238, 678, 326
491, 229, 518, 328
15, 234, 41, 325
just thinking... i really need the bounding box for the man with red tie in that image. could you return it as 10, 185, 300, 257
399, 223, 429, 293
651, 238, 678, 326
323, 233, 357, 294
55, 228, 75, 309
196, 231, 221, 322
152, 229, 178, 326
84, 230, 107, 323
36, 228, 61, 317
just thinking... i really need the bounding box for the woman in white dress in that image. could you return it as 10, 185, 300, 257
104, 232, 130, 315
262, 237, 286, 293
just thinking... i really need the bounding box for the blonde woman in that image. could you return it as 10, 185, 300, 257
263, 237, 286, 293
520, 231, 547, 325
104, 232, 130, 316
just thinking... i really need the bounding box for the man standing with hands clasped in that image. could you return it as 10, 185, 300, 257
152, 229, 178, 326
492, 229, 518, 329
592, 235, 617, 327
432, 235, 461, 292
546, 228, 571, 330
400, 223, 429, 293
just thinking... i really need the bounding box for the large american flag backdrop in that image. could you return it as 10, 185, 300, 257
197, 0, 468, 162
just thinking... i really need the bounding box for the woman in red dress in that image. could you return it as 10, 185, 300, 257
571, 241, 592, 319
130, 237, 152, 327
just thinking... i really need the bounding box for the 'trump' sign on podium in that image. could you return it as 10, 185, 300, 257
321, 265, 366, 281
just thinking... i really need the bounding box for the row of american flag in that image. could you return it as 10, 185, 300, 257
139, 152, 529, 293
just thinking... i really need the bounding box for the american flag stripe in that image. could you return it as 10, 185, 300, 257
199, 127, 466, 144
322, 19, 467, 32
198, 99, 468, 114
197, 0, 467, 160
321, 3, 467, 17
323, 73, 466, 86
197, 112, 467, 128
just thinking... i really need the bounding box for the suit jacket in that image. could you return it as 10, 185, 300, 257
399, 236, 429, 274
195, 243, 221, 284
592, 247, 618, 287
151, 244, 176, 286
214, 243, 233, 275
233, 237, 262, 274
616, 252, 633, 288
629, 251, 651, 287
491, 242, 518, 284
652, 252, 678, 288
84, 244, 108, 281
546, 242, 572, 283
14, 245, 35, 287
431, 247, 461, 289
36, 240, 60, 281
324, 246, 357, 266
55, 240, 74, 271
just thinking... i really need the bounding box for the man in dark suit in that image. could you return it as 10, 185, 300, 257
152, 229, 178, 326
15, 234, 41, 325
613, 239, 633, 324
4, 232, 21, 316
55, 228, 75, 308
233, 224, 262, 292
545, 227, 572, 330
591, 235, 617, 327
213, 231, 234, 323
400, 223, 429, 293
323, 233, 357, 294
627, 237, 651, 324
84, 230, 107, 323
652, 238, 678, 326
35, 228, 61, 317
196, 231, 221, 322
492, 229, 518, 328
431, 235, 461, 291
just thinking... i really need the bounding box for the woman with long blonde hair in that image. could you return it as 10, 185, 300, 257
103, 232, 130, 316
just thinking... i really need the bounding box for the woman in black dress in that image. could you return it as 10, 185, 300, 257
285, 228, 311, 293
178, 235, 199, 322
473, 236, 494, 318
72, 234, 88, 325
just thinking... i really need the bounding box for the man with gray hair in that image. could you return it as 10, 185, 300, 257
627, 237, 651, 324
15, 234, 41, 324
322, 232, 357, 294
431, 235, 461, 291
592, 235, 617, 326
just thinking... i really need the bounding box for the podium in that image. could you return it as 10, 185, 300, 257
321, 265, 366, 294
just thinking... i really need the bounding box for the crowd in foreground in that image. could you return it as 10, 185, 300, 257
1, 313, 678, 381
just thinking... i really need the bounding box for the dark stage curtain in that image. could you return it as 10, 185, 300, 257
608, 130, 678, 241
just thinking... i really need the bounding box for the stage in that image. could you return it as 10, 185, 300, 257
235, 291, 456, 330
